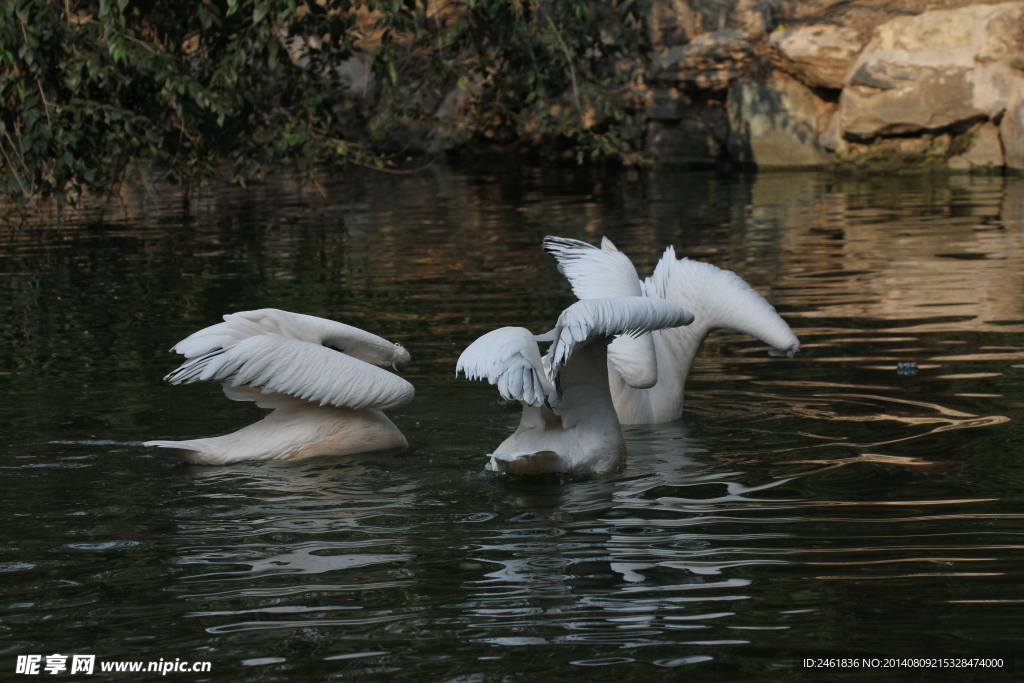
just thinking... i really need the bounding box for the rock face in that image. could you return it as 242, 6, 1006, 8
648, 0, 708, 48
651, 29, 756, 90
770, 24, 866, 90
301, 0, 1024, 171
647, 0, 781, 49
728, 72, 834, 167
836, 133, 954, 170
1000, 101, 1024, 169
843, 68, 985, 139
839, 2, 1024, 140
730, 0, 782, 36
643, 0, 776, 163
645, 119, 727, 164
949, 121, 1005, 170
640, 0, 1024, 171
644, 91, 729, 163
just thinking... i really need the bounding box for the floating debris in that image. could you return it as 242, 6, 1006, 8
897, 362, 919, 376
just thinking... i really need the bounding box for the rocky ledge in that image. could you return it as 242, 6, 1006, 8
642, 0, 1024, 171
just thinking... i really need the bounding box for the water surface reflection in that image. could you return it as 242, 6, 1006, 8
1, 169, 1022, 680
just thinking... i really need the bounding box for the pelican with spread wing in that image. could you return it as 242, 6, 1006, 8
457, 297, 695, 474
145, 309, 414, 464
543, 236, 800, 425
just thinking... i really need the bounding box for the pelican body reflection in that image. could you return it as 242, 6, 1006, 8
169, 433, 807, 665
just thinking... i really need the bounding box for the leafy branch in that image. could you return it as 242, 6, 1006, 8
1, 0, 647, 207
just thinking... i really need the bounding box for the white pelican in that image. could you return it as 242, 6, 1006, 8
543, 236, 800, 425
144, 309, 413, 465
457, 297, 695, 474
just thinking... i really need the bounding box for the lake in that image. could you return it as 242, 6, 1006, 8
1, 167, 1022, 681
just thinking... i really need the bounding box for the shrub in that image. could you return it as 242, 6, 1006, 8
0, 0, 645, 207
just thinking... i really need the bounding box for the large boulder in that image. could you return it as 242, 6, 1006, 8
727, 71, 834, 167
651, 29, 755, 90
770, 24, 866, 90
948, 121, 1005, 170
839, 2, 1024, 140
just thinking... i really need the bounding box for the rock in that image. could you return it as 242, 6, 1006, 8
839, 2, 1024, 140
818, 110, 841, 152
947, 155, 973, 171
835, 133, 953, 170
645, 121, 721, 164
651, 29, 754, 90
957, 121, 1005, 168
770, 24, 866, 90
277, 31, 375, 96
646, 0, 782, 48
647, 0, 705, 49
644, 89, 722, 126
1001, 101, 1024, 169
333, 57, 374, 95
727, 71, 834, 167
646, 89, 688, 121
644, 103, 729, 164
843, 68, 984, 138
730, 0, 782, 36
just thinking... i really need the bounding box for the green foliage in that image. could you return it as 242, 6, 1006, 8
0, 0, 645, 207
420, 0, 646, 162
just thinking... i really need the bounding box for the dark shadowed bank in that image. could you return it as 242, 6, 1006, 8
0, 0, 644, 208
3, 0, 1024, 209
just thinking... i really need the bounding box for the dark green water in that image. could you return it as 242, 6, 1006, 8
1, 168, 1022, 681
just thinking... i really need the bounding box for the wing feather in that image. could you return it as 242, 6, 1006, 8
542, 236, 643, 299
549, 298, 695, 371
171, 309, 410, 366
544, 236, 661, 388
165, 335, 414, 411
456, 327, 553, 407
645, 247, 800, 354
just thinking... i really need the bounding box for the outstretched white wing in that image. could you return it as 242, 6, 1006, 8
171, 308, 410, 367
645, 246, 800, 355
548, 297, 694, 372
543, 236, 662, 388
456, 327, 554, 407
165, 334, 415, 411
542, 236, 643, 298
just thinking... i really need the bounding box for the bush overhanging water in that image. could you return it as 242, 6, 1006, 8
0, 0, 645, 207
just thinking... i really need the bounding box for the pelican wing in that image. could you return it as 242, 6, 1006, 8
456, 327, 553, 407
542, 236, 643, 299
221, 384, 309, 411
165, 334, 414, 411
645, 246, 800, 355
549, 297, 695, 371
544, 236, 663, 388
171, 308, 410, 367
